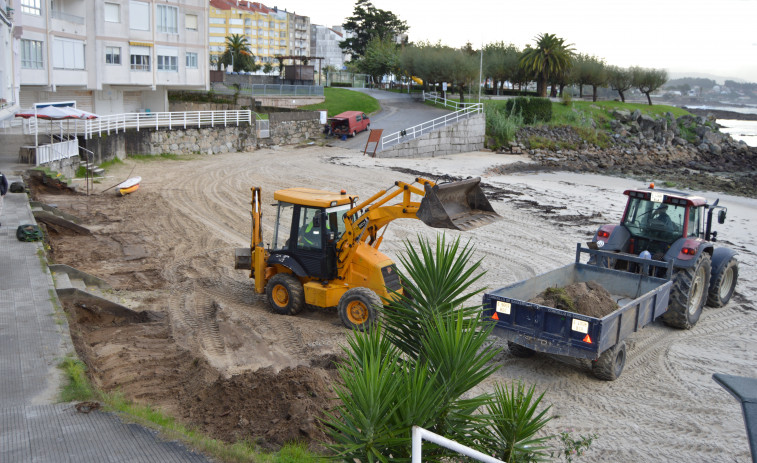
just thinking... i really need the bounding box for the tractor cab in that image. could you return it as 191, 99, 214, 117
269, 188, 354, 280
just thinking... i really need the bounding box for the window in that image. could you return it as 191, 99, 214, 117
21, 0, 42, 15
186, 52, 198, 69
209, 36, 225, 44
156, 5, 178, 33
688, 207, 701, 237
209, 27, 225, 34
157, 47, 178, 71
105, 47, 121, 65
129, 1, 150, 31
157, 55, 177, 71
209, 17, 225, 24
185, 14, 198, 30
104, 3, 120, 23
130, 46, 151, 71
53, 38, 85, 70
21, 39, 44, 69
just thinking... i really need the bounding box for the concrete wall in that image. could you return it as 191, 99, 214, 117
378, 113, 485, 158
262, 111, 322, 147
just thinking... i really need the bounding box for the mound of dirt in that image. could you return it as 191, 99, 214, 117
530, 280, 618, 318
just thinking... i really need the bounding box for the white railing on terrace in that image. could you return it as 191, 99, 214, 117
51, 9, 85, 24
208, 84, 324, 97
35, 139, 78, 165
72, 110, 252, 139
411, 426, 504, 463
380, 102, 483, 150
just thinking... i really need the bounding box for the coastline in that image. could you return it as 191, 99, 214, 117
682, 106, 757, 121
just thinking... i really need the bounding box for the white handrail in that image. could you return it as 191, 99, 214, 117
75, 110, 252, 139
380, 103, 483, 150
411, 426, 504, 463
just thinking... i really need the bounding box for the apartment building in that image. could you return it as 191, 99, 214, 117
15, 0, 209, 114
1, 0, 19, 119
310, 24, 349, 70
208, 0, 310, 69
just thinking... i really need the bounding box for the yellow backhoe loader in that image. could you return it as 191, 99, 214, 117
234, 177, 500, 330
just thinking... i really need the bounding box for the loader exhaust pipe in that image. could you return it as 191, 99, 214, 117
417, 177, 501, 231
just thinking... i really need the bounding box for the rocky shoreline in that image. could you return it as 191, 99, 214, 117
683, 107, 757, 121
499, 110, 757, 197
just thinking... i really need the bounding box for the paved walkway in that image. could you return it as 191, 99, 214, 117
0, 165, 211, 462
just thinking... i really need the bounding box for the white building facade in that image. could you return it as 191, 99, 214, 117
15, 0, 209, 115
310, 24, 349, 70
1, 0, 20, 120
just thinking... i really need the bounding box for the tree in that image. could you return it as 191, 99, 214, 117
607, 66, 633, 102
631, 66, 668, 105
340, 0, 408, 60
262, 62, 273, 75
357, 37, 400, 87
582, 56, 608, 102
220, 34, 258, 73
519, 33, 575, 97
484, 42, 521, 95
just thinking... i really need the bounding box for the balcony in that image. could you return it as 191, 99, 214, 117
51, 9, 84, 24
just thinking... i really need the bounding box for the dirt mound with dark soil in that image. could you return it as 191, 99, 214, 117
530, 281, 618, 318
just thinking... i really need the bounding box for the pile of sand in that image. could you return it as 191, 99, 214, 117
529, 280, 618, 318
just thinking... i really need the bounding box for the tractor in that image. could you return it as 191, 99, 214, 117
235, 177, 500, 330
589, 184, 739, 329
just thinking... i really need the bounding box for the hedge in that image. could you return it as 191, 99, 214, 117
504, 97, 552, 124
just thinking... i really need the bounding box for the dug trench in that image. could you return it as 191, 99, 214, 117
32, 174, 341, 451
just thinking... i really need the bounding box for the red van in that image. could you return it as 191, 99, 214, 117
328, 111, 370, 137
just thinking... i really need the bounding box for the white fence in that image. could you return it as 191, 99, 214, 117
423, 91, 482, 111
80, 110, 252, 139
381, 101, 483, 150
411, 426, 504, 463
35, 139, 78, 165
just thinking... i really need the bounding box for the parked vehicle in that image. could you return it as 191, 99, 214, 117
482, 245, 673, 380
327, 111, 370, 137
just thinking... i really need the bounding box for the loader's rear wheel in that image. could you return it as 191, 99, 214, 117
507, 342, 536, 358
592, 341, 626, 381
266, 273, 304, 315
707, 257, 738, 308
338, 287, 379, 331
662, 253, 711, 330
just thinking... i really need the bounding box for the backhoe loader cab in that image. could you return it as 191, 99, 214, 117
236, 177, 501, 330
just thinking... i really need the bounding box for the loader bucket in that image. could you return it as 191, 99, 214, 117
417, 177, 501, 231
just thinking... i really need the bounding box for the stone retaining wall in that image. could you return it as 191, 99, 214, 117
378, 113, 485, 158
261, 111, 322, 147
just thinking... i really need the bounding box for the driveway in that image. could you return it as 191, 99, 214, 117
328, 88, 453, 151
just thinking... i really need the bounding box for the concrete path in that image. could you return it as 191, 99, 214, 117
0, 155, 211, 462
330, 88, 452, 151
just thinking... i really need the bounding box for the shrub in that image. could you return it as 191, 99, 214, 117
485, 104, 524, 148
329, 82, 353, 88
505, 97, 552, 124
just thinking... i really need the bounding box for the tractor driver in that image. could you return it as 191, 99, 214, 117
651, 204, 675, 231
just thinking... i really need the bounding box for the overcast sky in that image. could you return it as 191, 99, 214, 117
279, 0, 757, 83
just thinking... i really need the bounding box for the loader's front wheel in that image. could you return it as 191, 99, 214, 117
338, 287, 379, 331
266, 273, 305, 315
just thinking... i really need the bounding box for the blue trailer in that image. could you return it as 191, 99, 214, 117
482, 245, 673, 380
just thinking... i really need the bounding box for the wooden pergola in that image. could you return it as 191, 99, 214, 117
275, 55, 325, 85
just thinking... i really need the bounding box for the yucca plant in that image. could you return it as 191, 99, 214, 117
474, 381, 555, 462
382, 234, 486, 361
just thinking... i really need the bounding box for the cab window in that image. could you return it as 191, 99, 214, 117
688, 206, 701, 237
297, 206, 323, 250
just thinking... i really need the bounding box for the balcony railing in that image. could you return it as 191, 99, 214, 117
51, 9, 84, 24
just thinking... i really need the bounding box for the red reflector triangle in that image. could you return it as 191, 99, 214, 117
492, 312, 499, 320
583, 334, 592, 344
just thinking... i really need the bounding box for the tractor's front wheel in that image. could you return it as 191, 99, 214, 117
663, 253, 711, 329
707, 257, 738, 308
338, 287, 379, 331
266, 273, 305, 315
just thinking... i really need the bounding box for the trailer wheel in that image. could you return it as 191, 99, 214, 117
707, 257, 738, 308
663, 253, 711, 329
592, 341, 626, 381
338, 287, 379, 331
266, 273, 305, 315
507, 342, 536, 358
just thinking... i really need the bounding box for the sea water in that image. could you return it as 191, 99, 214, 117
686, 105, 757, 147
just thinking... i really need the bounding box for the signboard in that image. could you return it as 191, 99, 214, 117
363, 129, 383, 158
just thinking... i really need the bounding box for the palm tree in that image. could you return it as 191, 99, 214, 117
519, 33, 575, 97
220, 34, 258, 73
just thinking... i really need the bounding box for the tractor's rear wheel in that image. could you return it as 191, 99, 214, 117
338, 287, 379, 331
707, 257, 738, 308
662, 253, 711, 329
592, 341, 627, 381
266, 273, 305, 315
507, 342, 536, 358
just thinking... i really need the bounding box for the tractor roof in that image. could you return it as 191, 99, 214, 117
623, 188, 707, 207
274, 188, 353, 208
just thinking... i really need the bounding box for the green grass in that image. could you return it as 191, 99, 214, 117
300, 87, 380, 117
57, 357, 324, 462
99, 158, 124, 169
